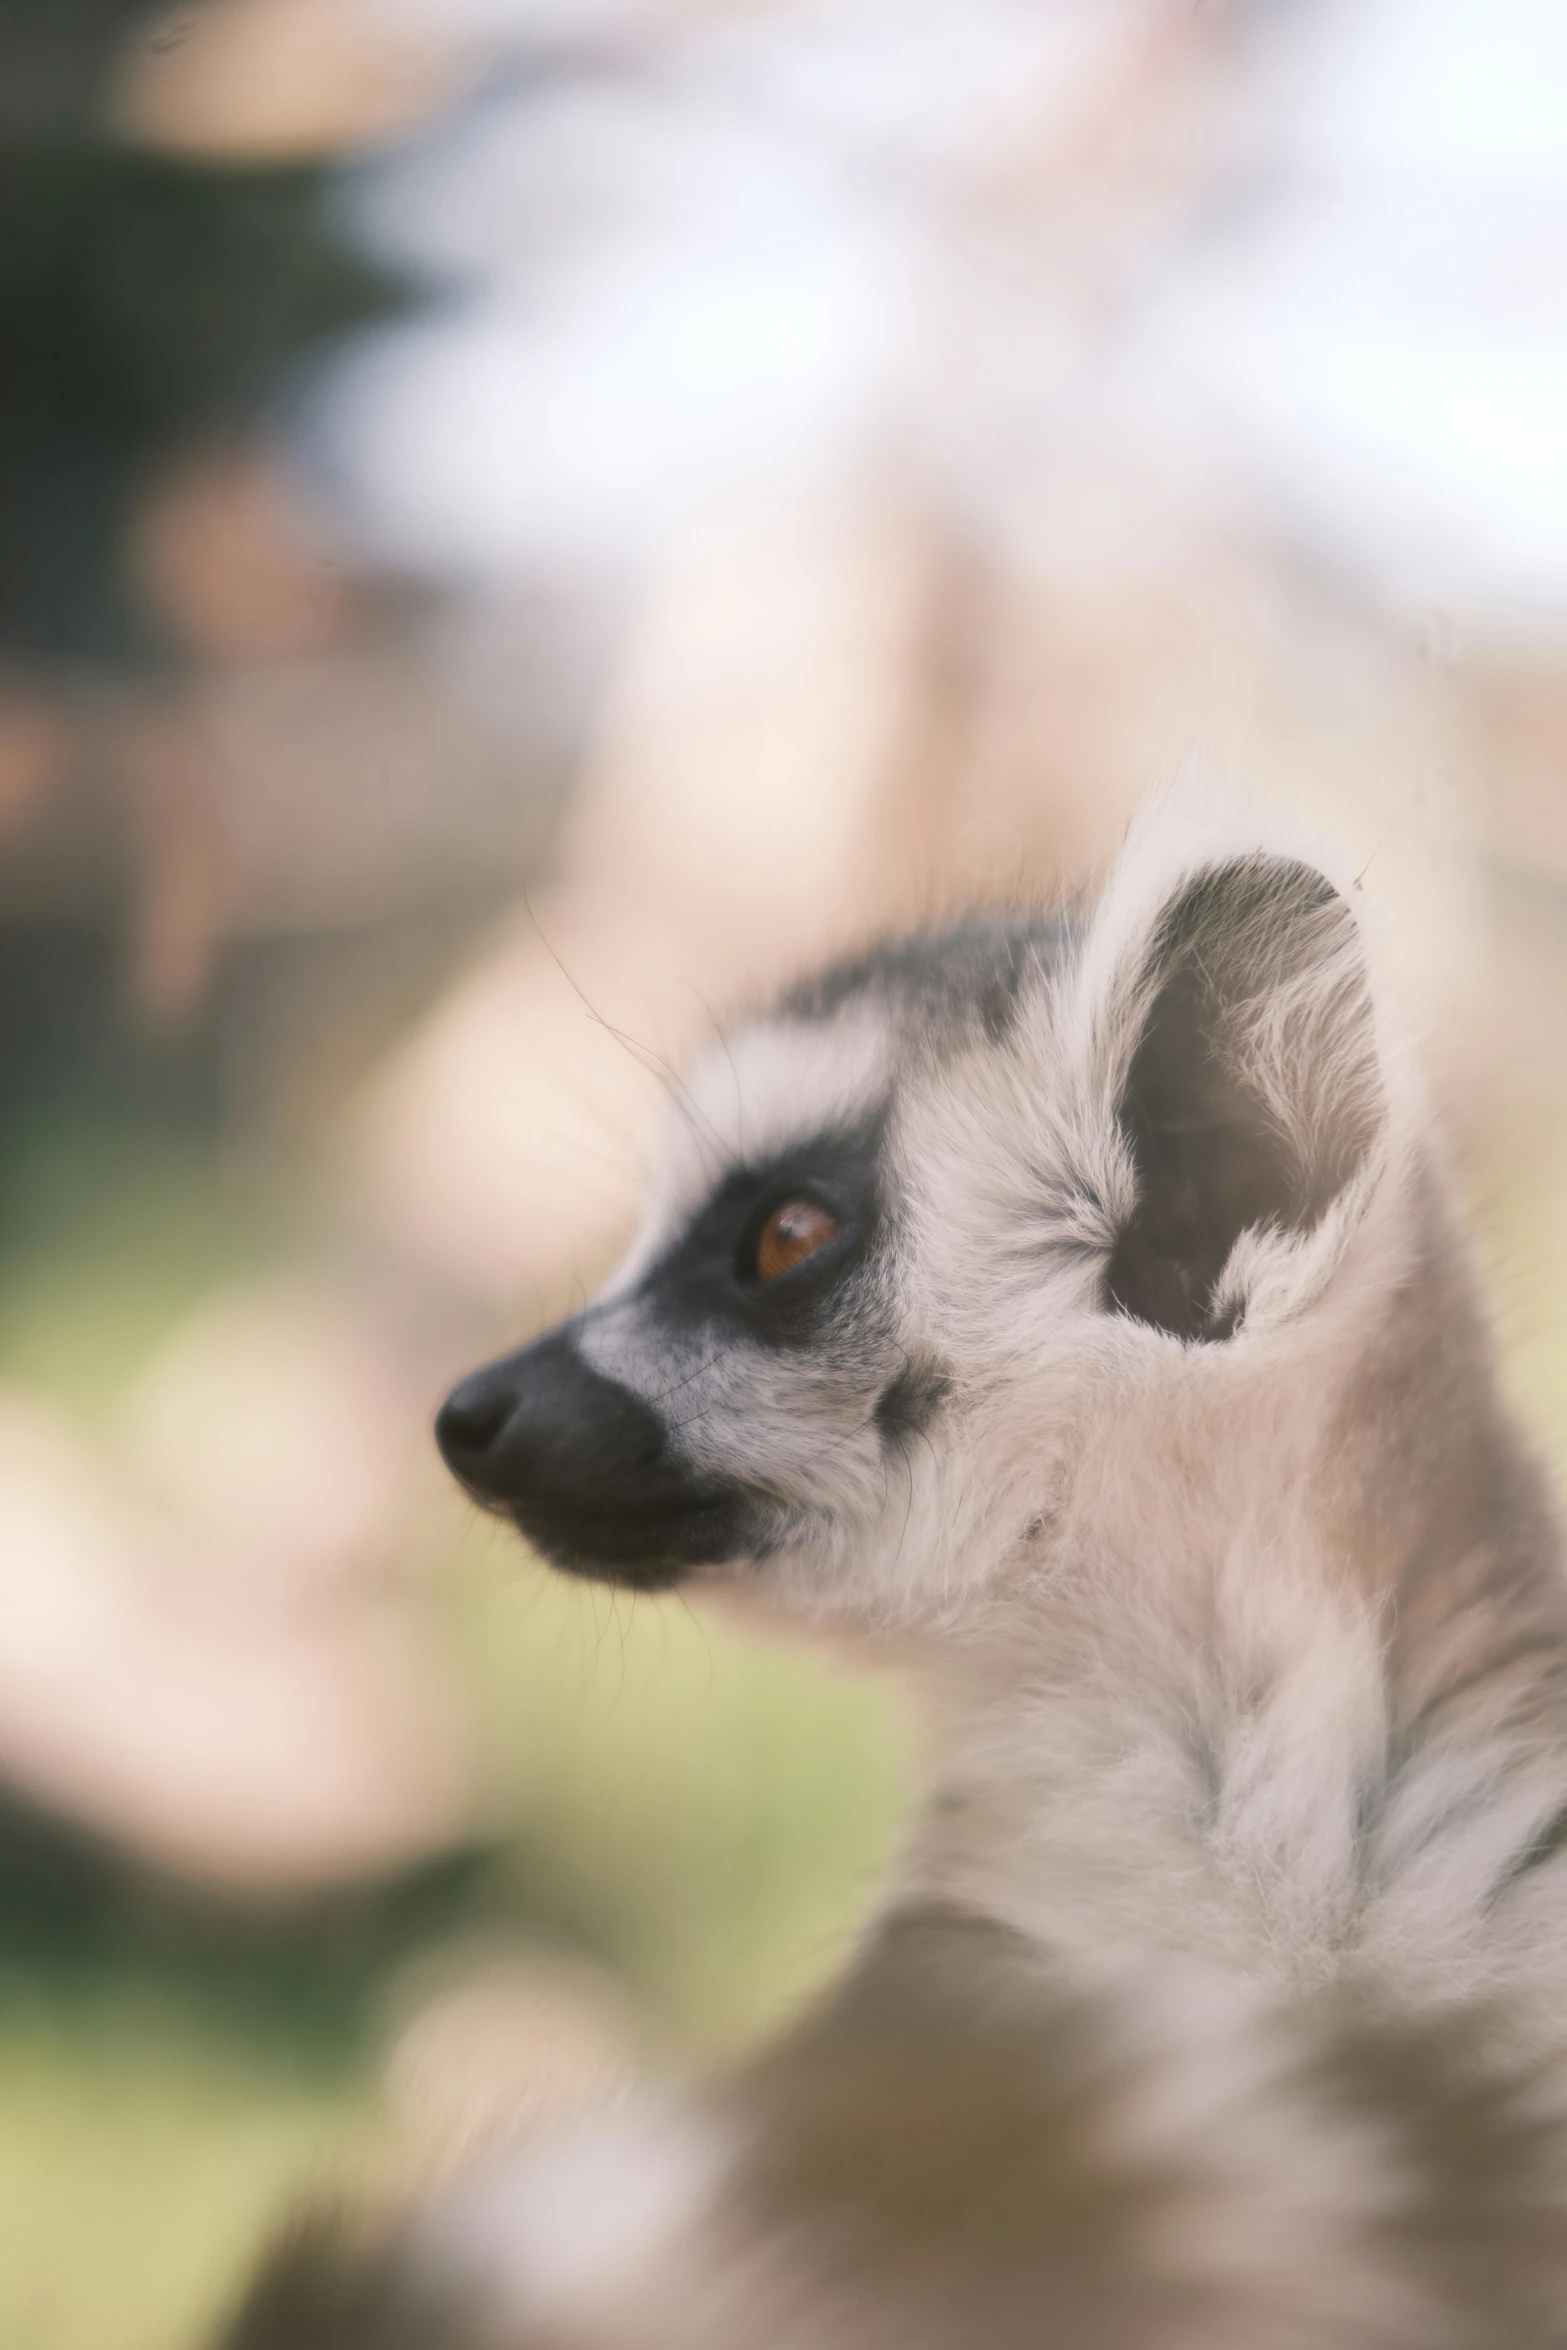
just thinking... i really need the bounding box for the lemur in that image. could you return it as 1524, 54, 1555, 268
223, 806, 1567, 2348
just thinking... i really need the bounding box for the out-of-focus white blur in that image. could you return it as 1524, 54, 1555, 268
312, 0, 1567, 623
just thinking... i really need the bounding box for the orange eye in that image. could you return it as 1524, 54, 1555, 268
754, 1198, 840, 1282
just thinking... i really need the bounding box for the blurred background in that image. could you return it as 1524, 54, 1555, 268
1, 2, 1565, 2341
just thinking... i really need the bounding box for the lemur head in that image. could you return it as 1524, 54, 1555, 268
437, 818, 1400, 1631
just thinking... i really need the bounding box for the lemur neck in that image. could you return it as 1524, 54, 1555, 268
904, 1185, 1567, 1991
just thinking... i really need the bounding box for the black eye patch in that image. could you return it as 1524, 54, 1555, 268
638, 1116, 885, 1344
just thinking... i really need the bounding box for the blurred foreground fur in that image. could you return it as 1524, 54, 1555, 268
224, 805, 1567, 2346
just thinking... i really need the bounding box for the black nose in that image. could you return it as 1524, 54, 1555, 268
435, 1335, 663, 1494
434, 1368, 514, 1468
434, 1331, 759, 1587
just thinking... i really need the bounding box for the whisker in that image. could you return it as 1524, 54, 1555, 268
522, 893, 731, 1175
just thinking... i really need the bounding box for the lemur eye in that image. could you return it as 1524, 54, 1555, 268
753, 1198, 840, 1282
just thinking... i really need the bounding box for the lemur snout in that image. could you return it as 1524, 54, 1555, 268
437, 1332, 663, 1498
436, 1330, 760, 1588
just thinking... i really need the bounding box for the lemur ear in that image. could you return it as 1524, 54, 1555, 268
1103, 854, 1378, 1341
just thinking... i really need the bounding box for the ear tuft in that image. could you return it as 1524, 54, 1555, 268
1103, 855, 1378, 1342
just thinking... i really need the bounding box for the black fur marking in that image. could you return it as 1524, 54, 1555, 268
1103, 857, 1373, 1343
785, 915, 1066, 1052
875, 1358, 952, 1447
1498, 1802, 1567, 1893
640, 1115, 888, 1350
